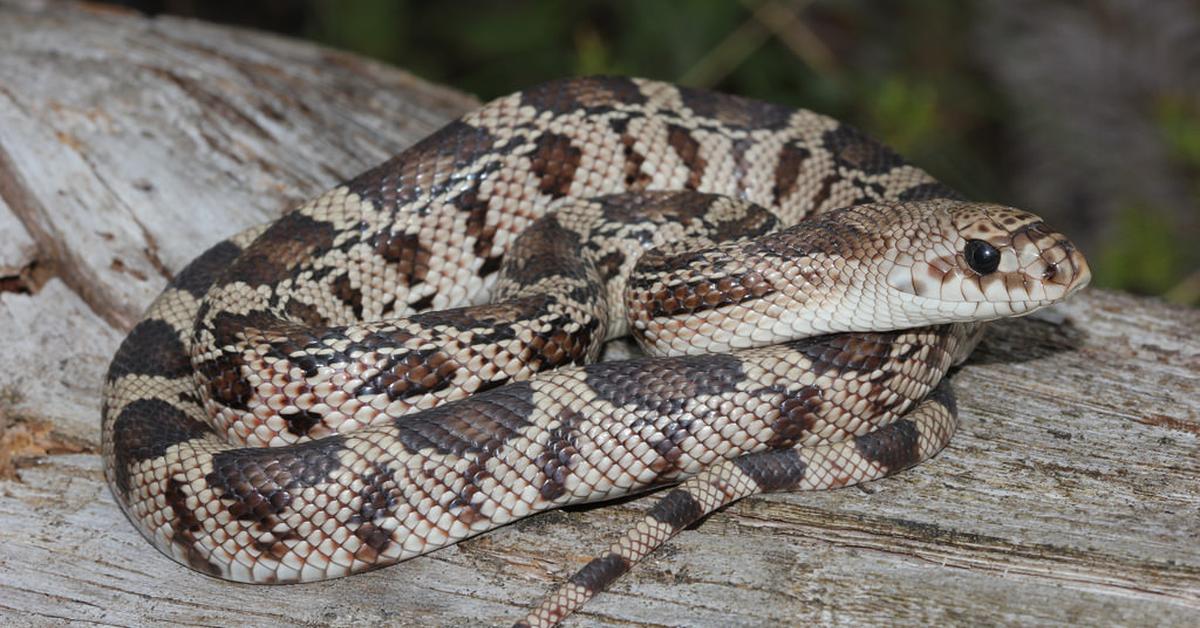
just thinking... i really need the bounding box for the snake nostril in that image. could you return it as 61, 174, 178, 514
1042, 263, 1059, 281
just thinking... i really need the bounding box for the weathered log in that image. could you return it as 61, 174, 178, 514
1, 2, 1196, 626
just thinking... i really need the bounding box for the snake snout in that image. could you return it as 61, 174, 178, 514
1045, 239, 1091, 297
1015, 221, 1091, 303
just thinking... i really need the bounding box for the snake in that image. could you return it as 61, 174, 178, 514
100, 77, 1091, 626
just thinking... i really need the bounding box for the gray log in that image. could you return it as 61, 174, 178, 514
1, 2, 1196, 626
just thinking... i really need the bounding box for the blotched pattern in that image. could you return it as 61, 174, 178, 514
100, 77, 1090, 626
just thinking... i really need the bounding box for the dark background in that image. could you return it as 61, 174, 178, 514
118, 0, 1200, 305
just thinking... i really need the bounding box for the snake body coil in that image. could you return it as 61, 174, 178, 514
101, 77, 1090, 625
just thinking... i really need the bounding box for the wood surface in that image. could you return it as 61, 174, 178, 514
1, 2, 1196, 626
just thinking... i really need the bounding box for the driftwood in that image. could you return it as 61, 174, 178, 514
1, 2, 1197, 626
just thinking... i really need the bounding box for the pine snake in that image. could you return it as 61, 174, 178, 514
100, 77, 1090, 626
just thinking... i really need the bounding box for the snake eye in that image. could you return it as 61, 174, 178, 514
964, 239, 1000, 275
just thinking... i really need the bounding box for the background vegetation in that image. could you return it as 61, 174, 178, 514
124, 0, 1200, 305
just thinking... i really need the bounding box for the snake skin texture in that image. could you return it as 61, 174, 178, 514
100, 77, 1091, 626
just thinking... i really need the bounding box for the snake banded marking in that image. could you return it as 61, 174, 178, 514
101, 77, 1090, 626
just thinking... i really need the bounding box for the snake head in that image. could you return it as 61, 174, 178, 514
884, 200, 1091, 320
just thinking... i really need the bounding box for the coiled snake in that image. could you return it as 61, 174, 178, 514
100, 77, 1090, 626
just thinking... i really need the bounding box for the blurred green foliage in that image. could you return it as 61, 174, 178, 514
1097, 205, 1188, 298
1144, 94, 1200, 303
129, 0, 1198, 305
1158, 94, 1200, 169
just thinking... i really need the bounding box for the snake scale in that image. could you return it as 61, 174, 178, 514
101, 77, 1090, 626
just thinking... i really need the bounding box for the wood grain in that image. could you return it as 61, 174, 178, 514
1, 2, 1196, 626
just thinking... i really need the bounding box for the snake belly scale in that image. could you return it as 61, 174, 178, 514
101, 77, 1090, 625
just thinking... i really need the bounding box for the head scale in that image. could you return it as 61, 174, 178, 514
878, 200, 1091, 321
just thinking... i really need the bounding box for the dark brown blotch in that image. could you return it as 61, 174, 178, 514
766, 385, 823, 448
284, 299, 327, 328
810, 172, 840, 211
925, 381, 957, 417
595, 250, 626, 280
646, 487, 704, 531
520, 76, 646, 115
529, 132, 583, 198
584, 352, 745, 415
279, 408, 324, 437
408, 292, 436, 313
164, 478, 223, 576
821, 124, 904, 175
453, 162, 507, 270
790, 331, 898, 378
854, 418, 922, 472
353, 523, 392, 562
356, 462, 399, 522
206, 436, 346, 523
393, 381, 536, 457
346, 120, 498, 210
772, 141, 812, 205
744, 212, 866, 259
590, 190, 719, 228
372, 231, 433, 287
169, 239, 242, 298
667, 124, 706, 190
110, 398, 212, 494
350, 463, 400, 560
711, 204, 780, 242
609, 117, 653, 189
223, 212, 337, 287
448, 459, 490, 527
733, 449, 808, 492
208, 307, 280, 342
677, 85, 793, 130
195, 350, 254, 412
106, 318, 192, 382
330, 273, 364, 320
211, 309, 326, 380
535, 408, 584, 501
566, 551, 633, 594
498, 216, 584, 286
527, 317, 600, 371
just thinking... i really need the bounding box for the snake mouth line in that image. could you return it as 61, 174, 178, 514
1062, 248, 1092, 294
